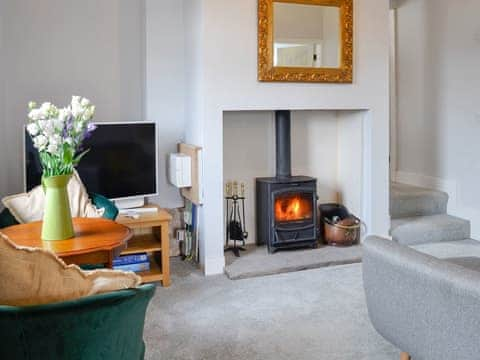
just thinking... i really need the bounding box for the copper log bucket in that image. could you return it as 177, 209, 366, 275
323, 216, 361, 246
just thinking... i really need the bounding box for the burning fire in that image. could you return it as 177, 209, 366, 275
275, 194, 312, 222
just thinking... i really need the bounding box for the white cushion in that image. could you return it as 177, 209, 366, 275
2, 171, 104, 223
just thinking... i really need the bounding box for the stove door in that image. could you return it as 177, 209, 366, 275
271, 188, 317, 245
274, 191, 314, 224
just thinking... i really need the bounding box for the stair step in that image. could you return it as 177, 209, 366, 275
391, 214, 470, 246
390, 182, 448, 219
413, 239, 480, 259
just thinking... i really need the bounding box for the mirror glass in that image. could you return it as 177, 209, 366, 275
273, 2, 340, 68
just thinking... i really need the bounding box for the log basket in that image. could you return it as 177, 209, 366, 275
323, 216, 362, 246
319, 203, 364, 246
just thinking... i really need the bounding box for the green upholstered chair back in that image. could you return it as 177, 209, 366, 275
0, 284, 155, 360
88, 192, 119, 221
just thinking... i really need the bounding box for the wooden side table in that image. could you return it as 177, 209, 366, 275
0, 218, 131, 267
116, 205, 172, 287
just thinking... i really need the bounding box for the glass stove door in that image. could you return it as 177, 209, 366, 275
274, 191, 313, 224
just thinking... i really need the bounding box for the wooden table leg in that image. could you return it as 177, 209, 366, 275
107, 250, 113, 269
161, 221, 170, 287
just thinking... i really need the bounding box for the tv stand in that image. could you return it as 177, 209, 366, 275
115, 197, 145, 210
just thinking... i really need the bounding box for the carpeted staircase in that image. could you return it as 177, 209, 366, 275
390, 183, 471, 245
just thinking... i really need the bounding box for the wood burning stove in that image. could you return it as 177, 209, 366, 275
256, 110, 318, 253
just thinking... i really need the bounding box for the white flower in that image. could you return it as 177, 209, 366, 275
47, 143, 59, 154
75, 120, 85, 132
26, 123, 40, 136
80, 97, 90, 106
39, 102, 54, 116
71, 97, 82, 116
71, 96, 81, 105
53, 119, 64, 131
26, 96, 95, 163
41, 121, 55, 136
49, 134, 62, 146
28, 109, 41, 121
53, 117, 65, 131
39, 107, 49, 119
33, 134, 48, 150
37, 120, 47, 130
72, 103, 83, 117
82, 106, 95, 121
59, 107, 72, 120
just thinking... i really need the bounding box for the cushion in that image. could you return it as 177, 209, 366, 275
2, 171, 104, 224
89, 192, 119, 221
0, 208, 18, 228
0, 232, 141, 306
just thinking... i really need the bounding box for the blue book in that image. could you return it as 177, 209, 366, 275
113, 261, 150, 273
112, 253, 148, 266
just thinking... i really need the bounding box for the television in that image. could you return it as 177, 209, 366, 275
25, 122, 158, 205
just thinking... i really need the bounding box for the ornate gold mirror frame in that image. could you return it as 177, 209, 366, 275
258, 0, 353, 83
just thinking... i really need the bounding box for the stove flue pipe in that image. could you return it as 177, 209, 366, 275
275, 110, 291, 178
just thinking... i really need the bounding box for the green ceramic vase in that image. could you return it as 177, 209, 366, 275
41, 174, 74, 241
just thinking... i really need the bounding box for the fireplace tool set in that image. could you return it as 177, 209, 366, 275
225, 181, 248, 257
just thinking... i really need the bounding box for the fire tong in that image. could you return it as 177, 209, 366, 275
225, 181, 248, 257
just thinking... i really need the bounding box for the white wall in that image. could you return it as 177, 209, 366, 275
0, 0, 187, 209
189, 0, 390, 274
0, 0, 145, 201
291, 111, 339, 203
145, 0, 186, 208
396, 0, 480, 238
223, 111, 275, 246
223, 110, 363, 245
183, 0, 205, 147
337, 110, 365, 217
0, 0, 391, 275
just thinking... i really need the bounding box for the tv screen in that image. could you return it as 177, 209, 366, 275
25, 122, 157, 200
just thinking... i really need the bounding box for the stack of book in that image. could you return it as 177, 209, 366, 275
113, 253, 150, 273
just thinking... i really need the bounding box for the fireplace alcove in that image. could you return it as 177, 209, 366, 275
223, 109, 365, 250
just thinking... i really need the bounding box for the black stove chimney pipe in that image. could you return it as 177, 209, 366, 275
275, 110, 291, 178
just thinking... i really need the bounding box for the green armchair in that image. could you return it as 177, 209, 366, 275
0, 284, 155, 360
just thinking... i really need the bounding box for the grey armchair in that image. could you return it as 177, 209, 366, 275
363, 236, 480, 360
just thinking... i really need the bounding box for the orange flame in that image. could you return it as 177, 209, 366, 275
275, 195, 312, 222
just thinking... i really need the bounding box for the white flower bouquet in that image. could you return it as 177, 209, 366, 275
26, 96, 96, 178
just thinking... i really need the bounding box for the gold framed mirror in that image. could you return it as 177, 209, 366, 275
258, 0, 353, 83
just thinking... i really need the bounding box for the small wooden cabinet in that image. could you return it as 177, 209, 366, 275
116, 205, 171, 286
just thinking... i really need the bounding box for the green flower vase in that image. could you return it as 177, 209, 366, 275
41, 174, 74, 241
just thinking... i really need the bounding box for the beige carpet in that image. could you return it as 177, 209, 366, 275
143, 258, 397, 360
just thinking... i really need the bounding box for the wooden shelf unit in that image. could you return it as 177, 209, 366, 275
116, 205, 171, 286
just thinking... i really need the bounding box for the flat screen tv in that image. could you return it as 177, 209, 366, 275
25, 122, 158, 201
